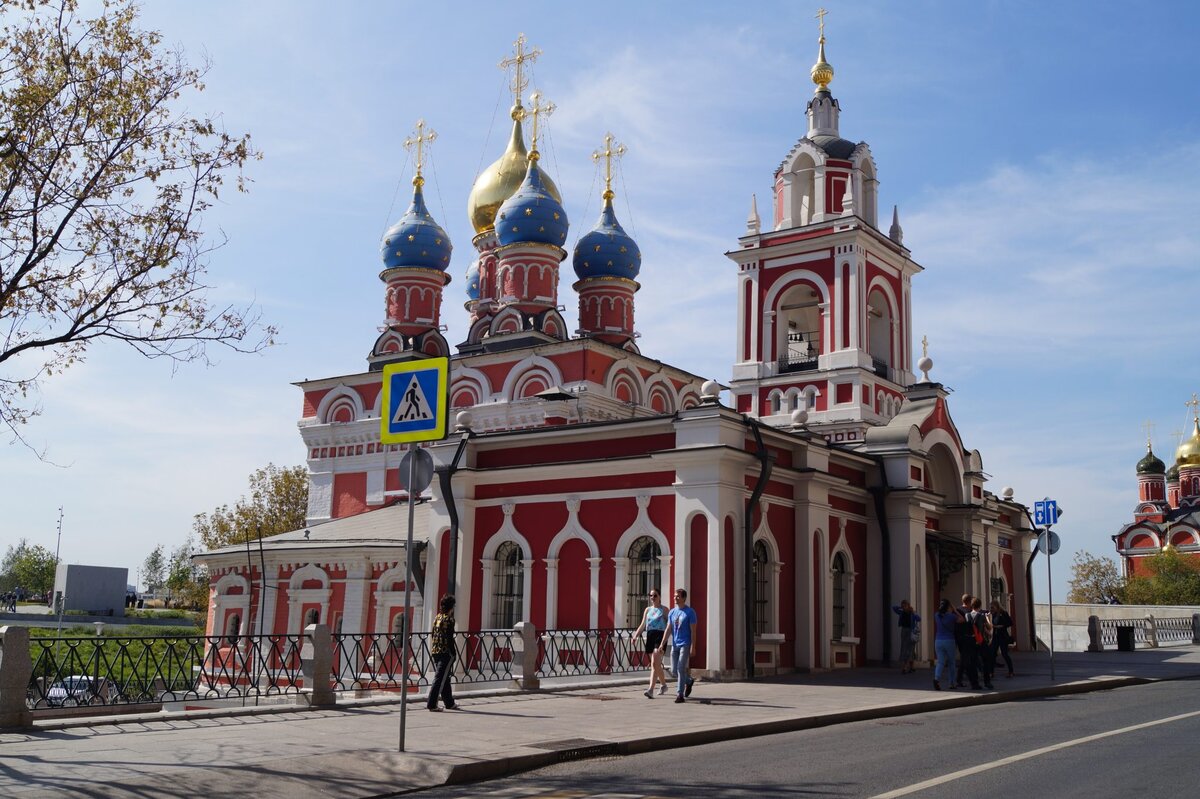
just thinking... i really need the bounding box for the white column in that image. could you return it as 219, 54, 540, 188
587, 557, 602, 629
612, 557, 628, 629
543, 558, 559, 629
706, 513, 724, 673
478, 560, 494, 628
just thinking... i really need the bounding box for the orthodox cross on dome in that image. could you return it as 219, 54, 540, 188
592, 132, 627, 201
499, 33, 542, 114
816, 7, 828, 39
526, 90, 555, 161
921, 334, 929, 359
403, 119, 437, 188
1188, 393, 1200, 423
1143, 419, 1156, 448
811, 7, 834, 92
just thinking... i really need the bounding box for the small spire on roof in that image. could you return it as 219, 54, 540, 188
747, 193, 760, 235
889, 205, 904, 244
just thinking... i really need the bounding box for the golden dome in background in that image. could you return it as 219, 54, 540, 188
811, 35, 834, 92
1176, 418, 1200, 468
467, 106, 561, 235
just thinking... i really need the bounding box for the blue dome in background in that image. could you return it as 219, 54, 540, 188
495, 160, 568, 248
572, 199, 641, 281
380, 185, 452, 271
464, 258, 481, 302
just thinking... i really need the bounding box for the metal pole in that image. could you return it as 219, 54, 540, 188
1046, 526, 1055, 681
398, 451, 417, 753
54, 508, 64, 636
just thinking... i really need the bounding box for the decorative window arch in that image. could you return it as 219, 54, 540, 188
606, 361, 646, 406
480, 504, 533, 628
613, 496, 672, 627
625, 536, 662, 627
679, 387, 701, 410
646, 377, 675, 414
501, 354, 564, 402
285, 564, 331, 633
223, 612, 242, 644
752, 507, 781, 636
450, 366, 491, 409
803, 385, 821, 411
303, 607, 320, 626
544, 499, 601, 629
768, 389, 784, 415
316, 385, 365, 425
831, 551, 850, 641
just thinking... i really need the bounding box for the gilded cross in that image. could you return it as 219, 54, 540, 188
921, 334, 929, 359
403, 119, 437, 186
1189, 393, 1200, 422
1171, 428, 1184, 446
499, 33, 541, 108
1142, 420, 1156, 447
526, 91, 555, 157
815, 7, 828, 40
592, 132, 627, 200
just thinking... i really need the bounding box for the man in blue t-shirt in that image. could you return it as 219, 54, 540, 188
660, 587, 698, 702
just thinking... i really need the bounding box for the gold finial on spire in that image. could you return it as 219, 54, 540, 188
499, 33, 542, 119
526, 90, 555, 162
1188, 393, 1200, 423
811, 7, 834, 93
592, 132, 627, 202
403, 119, 437, 189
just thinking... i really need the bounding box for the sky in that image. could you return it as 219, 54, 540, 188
3, 1, 1199, 601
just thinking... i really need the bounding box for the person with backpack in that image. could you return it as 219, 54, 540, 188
891, 599, 921, 674
954, 593, 982, 690
988, 599, 1015, 678
971, 597, 994, 689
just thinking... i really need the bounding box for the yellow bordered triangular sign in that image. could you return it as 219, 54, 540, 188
380, 357, 449, 444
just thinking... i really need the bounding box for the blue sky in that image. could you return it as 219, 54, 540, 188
4, 1, 1199, 601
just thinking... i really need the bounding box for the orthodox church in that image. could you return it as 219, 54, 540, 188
197, 24, 1038, 675
1113, 409, 1200, 576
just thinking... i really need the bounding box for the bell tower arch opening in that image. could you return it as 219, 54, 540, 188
776, 282, 823, 374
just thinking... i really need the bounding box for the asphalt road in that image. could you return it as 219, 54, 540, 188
411, 679, 1200, 798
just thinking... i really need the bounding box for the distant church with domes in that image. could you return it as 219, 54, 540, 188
197, 21, 1039, 675
1113, 405, 1200, 577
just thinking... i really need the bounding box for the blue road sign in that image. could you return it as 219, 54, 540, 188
1034, 498, 1059, 527
380, 358, 449, 444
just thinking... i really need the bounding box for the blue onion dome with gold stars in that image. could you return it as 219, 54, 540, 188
1137, 443, 1166, 476
573, 197, 641, 280
495, 157, 568, 248
380, 182, 452, 271
464, 258, 481, 302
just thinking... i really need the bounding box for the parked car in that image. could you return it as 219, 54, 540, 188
45, 676, 106, 707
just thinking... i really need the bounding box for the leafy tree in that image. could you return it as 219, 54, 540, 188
165, 535, 208, 610
1123, 547, 1200, 606
0, 538, 56, 595
142, 544, 165, 595
1066, 550, 1124, 604
0, 0, 272, 439
193, 463, 309, 551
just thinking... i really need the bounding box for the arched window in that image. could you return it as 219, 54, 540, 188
625, 536, 662, 627
303, 608, 320, 627
491, 541, 524, 628
831, 553, 848, 641
752, 540, 771, 635
390, 612, 406, 648
224, 613, 241, 645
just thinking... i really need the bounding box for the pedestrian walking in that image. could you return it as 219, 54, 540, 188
932, 598, 961, 691
660, 587, 698, 703
954, 593, 981, 689
971, 597, 994, 689
988, 599, 1015, 678
633, 587, 669, 698
426, 594, 460, 712
892, 599, 921, 674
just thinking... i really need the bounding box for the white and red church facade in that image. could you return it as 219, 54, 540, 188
197, 30, 1038, 675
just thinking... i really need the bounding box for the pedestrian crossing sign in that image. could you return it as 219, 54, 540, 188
380, 357, 449, 444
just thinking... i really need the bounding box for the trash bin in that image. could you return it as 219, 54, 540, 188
1116, 626, 1135, 651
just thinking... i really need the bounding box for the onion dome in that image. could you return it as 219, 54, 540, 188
464, 258, 481, 302
467, 107, 561, 235
380, 183, 452, 271
573, 197, 640, 280
810, 27, 834, 93
1168, 463, 1180, 482
1137, 443, 1166, 476
495, 156, 568, 247
1175, 419, 1200, 468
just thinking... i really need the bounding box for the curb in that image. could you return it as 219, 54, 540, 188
427, 675, 1157, 793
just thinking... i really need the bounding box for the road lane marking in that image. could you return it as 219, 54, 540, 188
871, 707, 1200, 798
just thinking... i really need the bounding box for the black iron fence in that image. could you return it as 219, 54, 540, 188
27, 632, 303, 710
329, 629, 515, 691
536, 628, 643, 679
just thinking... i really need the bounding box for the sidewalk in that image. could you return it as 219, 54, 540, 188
3, 646, 1199, 799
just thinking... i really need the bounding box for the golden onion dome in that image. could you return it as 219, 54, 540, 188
811, 36, 834, 93
467, 106, 561, 235
1175, 418, 1200, 468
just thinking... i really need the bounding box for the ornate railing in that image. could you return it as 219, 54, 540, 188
329, 629, 515, 691
1099, 618, 1146, 648
536, 628, 644, 679
26, 633, 303, 710
1152, 616, 1193, 643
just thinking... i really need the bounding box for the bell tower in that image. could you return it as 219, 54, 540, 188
725, 11, 923, 445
